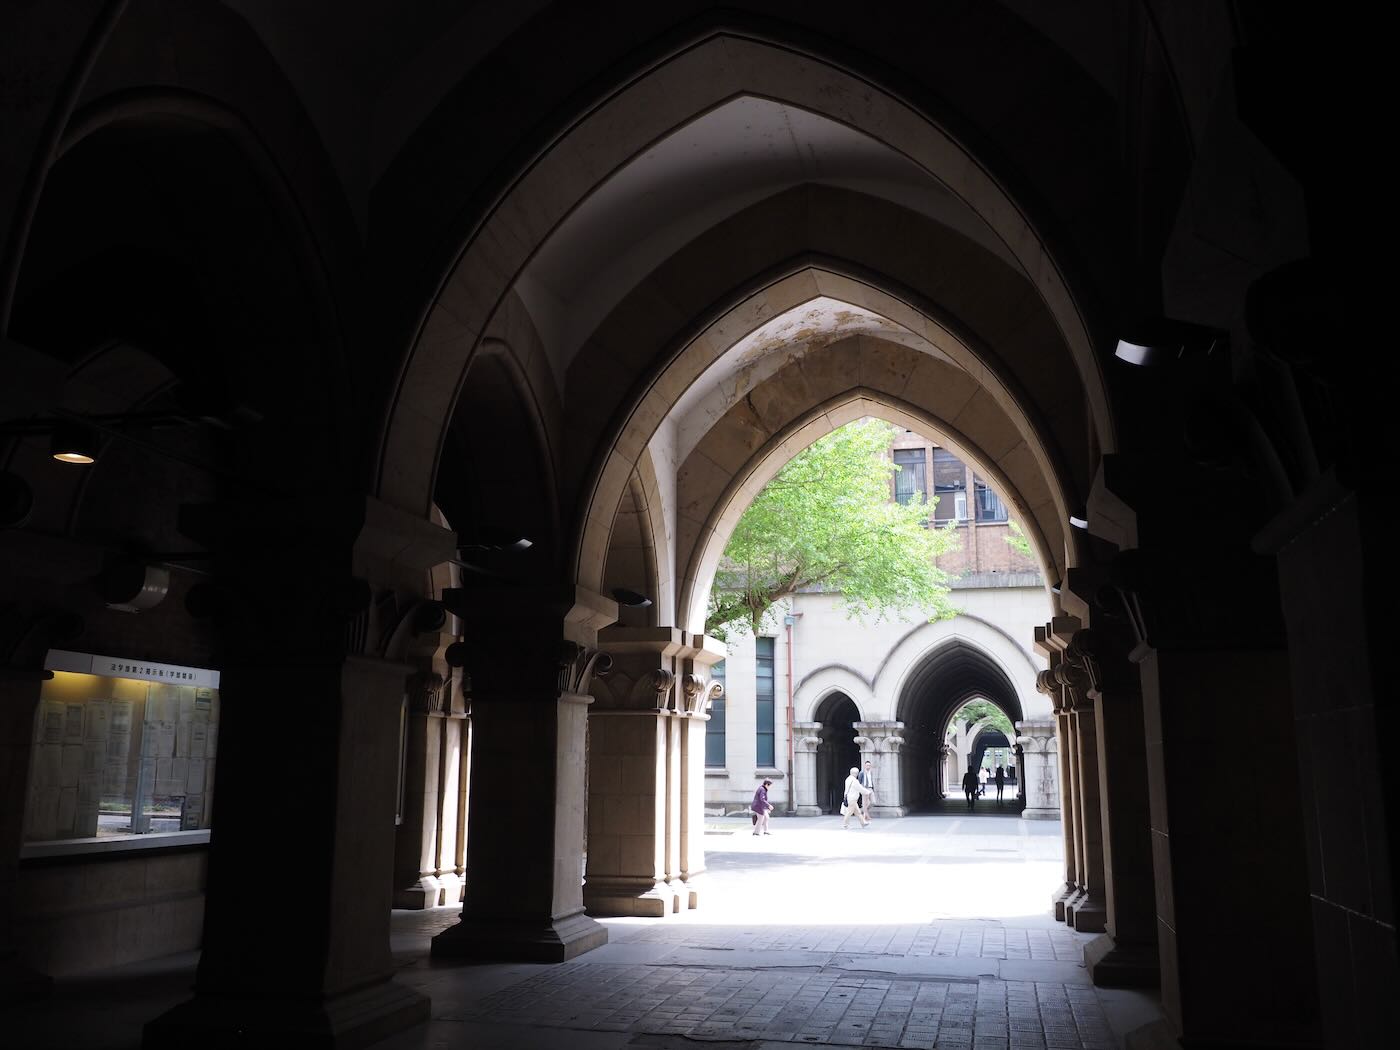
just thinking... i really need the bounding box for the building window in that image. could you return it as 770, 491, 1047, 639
974, 476, 1009, 522
932, 448, 968, 523
23, 658, 220, 847
892, 448, 926, 505
755, 638, 775, 767
705, 660, 727, 767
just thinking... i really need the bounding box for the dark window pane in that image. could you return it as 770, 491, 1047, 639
705, 659, 727, 766
932, 449, 966, 521
755, 640, 775, 766
973, 477, 1009, 522
893, 448, 926, 505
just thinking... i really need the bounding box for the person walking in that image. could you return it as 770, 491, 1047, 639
977, 765, 989, 797
856, 760, 876, 821
840, 767, 869, 828
961, 767, 978, 811
751, 778, 774, 836
994, 764, 1006, 804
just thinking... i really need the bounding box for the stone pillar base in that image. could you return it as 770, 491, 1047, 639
393, 876, 443, 910
1051, 883, 1076, 922
680, 874, 702, 910
1070, 898, 1107, 934
1062, 889, 1088, 925
584, 877, 677, 918
431, 908, 606, 963
144, 978, 429, 1050
1020, 805, 1059, 820
796, 805, 824, 817
1084, 933, 1160, 988
869, 805, 906, 818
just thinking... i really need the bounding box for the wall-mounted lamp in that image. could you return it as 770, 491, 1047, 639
459, 528, 532, 553
99, 556, 170, 612
612, 588, 652, 608
1068, 511, 1089, 530
50, 422, 99, 464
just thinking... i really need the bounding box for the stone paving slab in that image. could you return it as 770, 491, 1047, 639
458, 963, 1117, 1049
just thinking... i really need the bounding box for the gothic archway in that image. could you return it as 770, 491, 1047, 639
814, 692, 862, 816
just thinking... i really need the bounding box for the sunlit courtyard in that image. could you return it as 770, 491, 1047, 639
9, 815, 1165, 1049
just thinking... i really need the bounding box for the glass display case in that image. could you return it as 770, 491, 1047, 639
22, 650, 220, 849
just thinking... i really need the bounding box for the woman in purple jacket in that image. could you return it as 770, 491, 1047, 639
751, 778, 774, 836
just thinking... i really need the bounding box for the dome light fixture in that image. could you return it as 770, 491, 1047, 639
611, 587, 652, 608
1113, 319, 1225, 367
50, 423, 98, 465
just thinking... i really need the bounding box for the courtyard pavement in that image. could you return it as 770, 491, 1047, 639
4, 813, 1164, 1049
377, 813, 1162, 1049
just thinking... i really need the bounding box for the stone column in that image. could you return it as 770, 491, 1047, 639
853, 721, 906, 816
1066, 689, 1106, 933
393, 670, 461, 909
431, 586, 615, 961
581, 626, 683, 918
792, 722, 822, 815
1045, 618, 1108, 933
1089, 454, 1320, 1046
1065, 622, 1159, 988
1036, 623, 1081, 923
148, 498, 435, 1047
678, 635, 725, 908
1014, 720, 1058, 819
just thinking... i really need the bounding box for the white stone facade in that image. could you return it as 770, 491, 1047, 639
703, 582, 1056, 814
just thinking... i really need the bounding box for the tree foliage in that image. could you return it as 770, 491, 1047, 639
1004, 519, 1032, 558
952, 698, 1015, 737
706, 419, 960, 638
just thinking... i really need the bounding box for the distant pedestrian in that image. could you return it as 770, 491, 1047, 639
752, 778, 774, 835
994, 765, 1006, 803
856, 760, 876, 821
977, 766, 989, 797
841, 767, 869, 828
961, 767, 978, 811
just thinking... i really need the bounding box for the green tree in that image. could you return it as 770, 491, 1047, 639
706, 419, 961, 637
1004, 519, 1032, 558
952, 698, 1014, 737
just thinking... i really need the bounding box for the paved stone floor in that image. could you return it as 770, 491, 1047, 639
4, 812, 1163, 1049
378, 813, 1162, 1049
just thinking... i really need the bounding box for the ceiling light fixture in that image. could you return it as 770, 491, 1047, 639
1113, 319, 1225, 367
611, 588, 653, 608
459, 529, 533, 553
50, 423, 98, 465
1068, 510, 1089, 530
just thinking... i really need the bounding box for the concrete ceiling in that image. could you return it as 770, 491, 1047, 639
513, 96, 1019, 389
672, 296, 957, 464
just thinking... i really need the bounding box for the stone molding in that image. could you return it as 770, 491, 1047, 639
559, 642, 612, 695
793, 721, 822, 753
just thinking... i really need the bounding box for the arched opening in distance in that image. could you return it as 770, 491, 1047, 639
896, 643, 1028, 814
813, 692, 862, 815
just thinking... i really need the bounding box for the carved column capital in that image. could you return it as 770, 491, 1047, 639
649, 667, 676, 709
558, 641, 612, 695
406, 671, 446, 714
792, 721, 822, 752
1014, 718, 1058, 753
